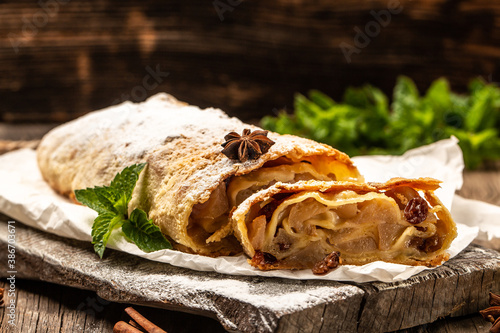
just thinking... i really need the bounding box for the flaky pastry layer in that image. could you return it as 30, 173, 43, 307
232, 178, 457, 270
37, 93, 362, 255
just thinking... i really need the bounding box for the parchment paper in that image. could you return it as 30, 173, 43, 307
0, 137, 496, 283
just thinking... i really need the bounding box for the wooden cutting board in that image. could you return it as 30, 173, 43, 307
0, 218, 498, 333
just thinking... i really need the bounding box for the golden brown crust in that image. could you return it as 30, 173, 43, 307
231, 177, 442, 223
249, 253, 450, 271
36, 93, 361, 255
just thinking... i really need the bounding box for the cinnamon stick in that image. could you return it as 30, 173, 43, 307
125, 307, 167, 333
113, 321, 143, 333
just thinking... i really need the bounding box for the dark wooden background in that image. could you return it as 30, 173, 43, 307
1, 0, 500, 123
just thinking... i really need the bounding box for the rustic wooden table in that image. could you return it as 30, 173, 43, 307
0, 124, 498, 333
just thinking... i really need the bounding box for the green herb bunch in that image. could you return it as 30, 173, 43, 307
261, 76, 500, 169
75, 163, 172, 258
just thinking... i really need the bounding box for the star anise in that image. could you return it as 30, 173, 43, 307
480, 292, 500, 333
221, 129, 275, 162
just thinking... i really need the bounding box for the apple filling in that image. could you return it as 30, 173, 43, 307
243, 185, 453, 270
188, 156, 362, 246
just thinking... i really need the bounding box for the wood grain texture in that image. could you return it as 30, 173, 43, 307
459, 169, 500, 206
393, 314, 492, 333
0, 219, 498, 333
0, 279, 226, 333
0, 127, 499, 332
1, 0, 500, 122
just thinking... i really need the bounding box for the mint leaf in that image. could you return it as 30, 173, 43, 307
75, 163, 146, 217
75, 187, 116, 215
110, 163, 146, 205
74, 163, 171, 258
109, 163, 146, 214
465, 87, 496, 132
122, 209, 172, 253
91, 214, 122, 258
261, 76, 500, 169
392, 76, 420, 122
309, 90, 336, 109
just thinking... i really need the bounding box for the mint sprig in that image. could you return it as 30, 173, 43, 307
74, 163, 172, 258
262, 76, 500, 169
122, 209, 172, 253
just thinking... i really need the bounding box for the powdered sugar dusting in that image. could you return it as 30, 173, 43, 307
153, 274, 358, 313
47, 93, 245, 161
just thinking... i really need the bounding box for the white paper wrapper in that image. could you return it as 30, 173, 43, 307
0, 138, 493, 283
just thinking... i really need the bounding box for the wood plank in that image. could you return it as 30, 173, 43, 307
0, 130, 499, 332
34, 286, 63, 333
0, 124, 56, 141
0, 279, 231, 333
459, 170, 500, 206
394, 313, 491, 333
0, 219, 498, 333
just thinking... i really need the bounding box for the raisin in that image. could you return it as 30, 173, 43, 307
312, 260, 329, 275
418, 235, 442, 253
325, 252, 341, 268
312, 252, 341, 275
263, 252, 278, 264
272, 192, 295, 201
258, 203, 277, 222
404, 197, 429, 224
258, 193, 294, 221
252, 250, 278, 265
408, 237, 424, 249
